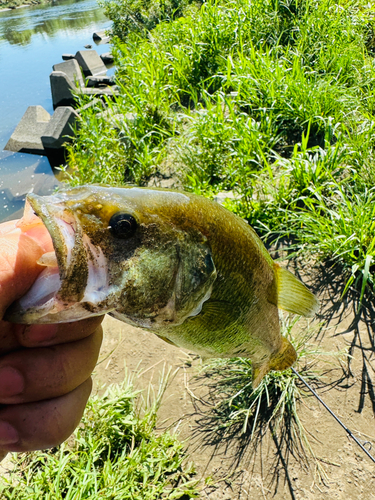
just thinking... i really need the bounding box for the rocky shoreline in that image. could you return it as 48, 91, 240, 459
5, 38, 115, 166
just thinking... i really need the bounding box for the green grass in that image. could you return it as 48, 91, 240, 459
286, 185, 375, 301
0, 373, 198, 499
64, 0, 375, 298
50, 0, 375, 488
197, 315, 345, 478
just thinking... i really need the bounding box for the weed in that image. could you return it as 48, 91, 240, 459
198, 315, 345, 479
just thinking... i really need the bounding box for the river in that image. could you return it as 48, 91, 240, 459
0, 0, 112, 222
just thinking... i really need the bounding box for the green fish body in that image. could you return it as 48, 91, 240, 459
5, 186, 319, 386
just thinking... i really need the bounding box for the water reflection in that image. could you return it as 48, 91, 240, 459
0, 151, 60, 221
1, 1, 107, 45
0, 0, 108, 46
0, 0, 111, 222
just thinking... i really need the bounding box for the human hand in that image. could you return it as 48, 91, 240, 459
0, 218, 103, 456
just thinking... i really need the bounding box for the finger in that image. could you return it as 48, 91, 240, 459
0, 326, 103, 404
0, 220, 18, 236
0, 228, 53, 318
0, 378, 92, 452
16, 315, 104, 348
0, 315, 104, 356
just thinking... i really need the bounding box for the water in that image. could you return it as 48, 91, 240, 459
0, 0, 112, 221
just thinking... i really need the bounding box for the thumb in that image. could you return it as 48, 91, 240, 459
0, 223, 53, 319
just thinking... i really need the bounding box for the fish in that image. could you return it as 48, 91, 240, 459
4, 185, 319, 387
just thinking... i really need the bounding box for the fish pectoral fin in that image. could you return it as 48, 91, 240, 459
274, 265, 320, 318
190, 300, 241, 330
269, 337, 297, 371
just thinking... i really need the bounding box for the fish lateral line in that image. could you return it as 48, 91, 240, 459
291, 367, 375, 465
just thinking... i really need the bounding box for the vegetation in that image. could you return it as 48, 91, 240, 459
65, 0, 375, 300
196, 315, 345, 480
0, 0, 49, 11
0, 374, 198, 499
49, 0, 375, 488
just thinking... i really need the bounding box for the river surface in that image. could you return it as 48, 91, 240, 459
0, 0, 112, 222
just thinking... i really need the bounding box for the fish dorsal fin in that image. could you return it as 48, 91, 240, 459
274, 264, 319, 317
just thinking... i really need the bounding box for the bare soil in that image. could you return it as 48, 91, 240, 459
92, 262, 375, 499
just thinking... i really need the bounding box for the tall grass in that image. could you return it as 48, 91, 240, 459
288, 185, 375, 301
65, 0, 375, 296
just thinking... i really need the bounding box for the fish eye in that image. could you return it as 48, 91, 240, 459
109, 212, 138, 238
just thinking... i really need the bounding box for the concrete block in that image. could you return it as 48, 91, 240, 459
53, 59, 84, 87
75, 50, 107, 77
4, 106, 51, 154
95, 36, 110, 44
100, 52, 114, 65
62, 54, 75, 61
93, 30, 110, 41
50, 71, 119, 109
81, 87, 119, 98
79, 98, 101, 111
41, 106, 79, 150
86, 75, 115, 87
50, 71, 77, 108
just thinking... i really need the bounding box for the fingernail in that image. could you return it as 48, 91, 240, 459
0, 367, 24, 397
24, 324, 58, 344
0, 421, 19, 445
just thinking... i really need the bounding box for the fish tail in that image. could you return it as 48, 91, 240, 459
252, 361, 271, 388
274, 264, 320, 317
252, 337, 297, 388
269, 336, 297, 371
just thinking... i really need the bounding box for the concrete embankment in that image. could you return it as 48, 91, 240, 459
5, 41, 115, 166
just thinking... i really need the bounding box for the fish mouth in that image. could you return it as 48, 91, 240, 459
5, 193, 112, 324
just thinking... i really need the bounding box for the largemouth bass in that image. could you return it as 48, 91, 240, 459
5, 186, 319, 386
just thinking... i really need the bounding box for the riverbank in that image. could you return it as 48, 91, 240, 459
0, 0, 49, 11
62, 0, 375, 495
1, 0, 375, 497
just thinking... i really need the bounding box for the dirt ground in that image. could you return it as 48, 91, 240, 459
1, 262, 373, 497
91, 263, 375, 500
